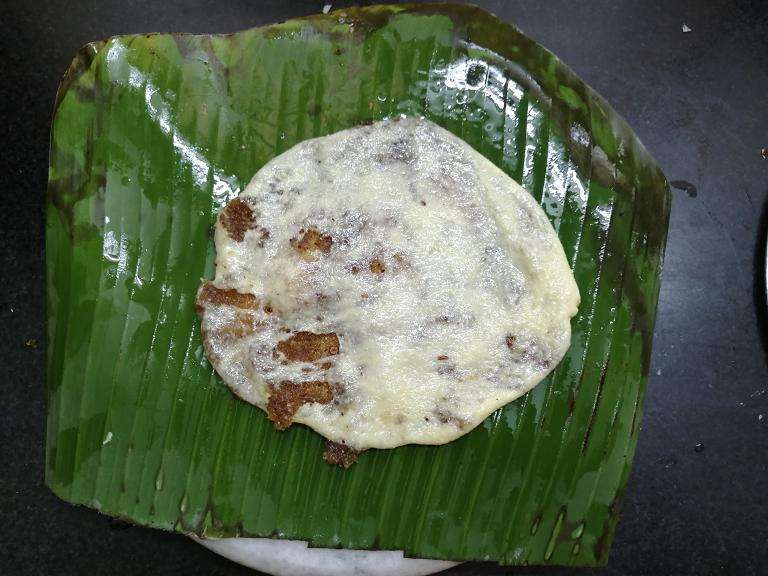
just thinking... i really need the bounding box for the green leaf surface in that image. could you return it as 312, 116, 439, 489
46, 4, 670, 566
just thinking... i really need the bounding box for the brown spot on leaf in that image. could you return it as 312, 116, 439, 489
267, 380, 334, 430
437, 354, 448, 361
276, 331, 340, 362
290, 227, 333, 260
196, 282, 259, 312
323, 441, 359, 468
505, 335, 517, 349
594, 491, 625, 562
220, 198, 257, 241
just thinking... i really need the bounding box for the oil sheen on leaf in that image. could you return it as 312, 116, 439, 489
46, 4, 670, 566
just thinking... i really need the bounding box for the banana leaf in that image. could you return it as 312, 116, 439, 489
46, 3, 670, 566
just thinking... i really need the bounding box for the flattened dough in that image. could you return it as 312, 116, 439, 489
197, 118, 579, 452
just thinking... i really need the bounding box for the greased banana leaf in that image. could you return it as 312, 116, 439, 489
46, 4, 670, 566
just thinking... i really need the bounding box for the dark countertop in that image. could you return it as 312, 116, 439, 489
2, 1, 766, 575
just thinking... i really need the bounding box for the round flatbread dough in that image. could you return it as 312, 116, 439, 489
196, 117, 579, 454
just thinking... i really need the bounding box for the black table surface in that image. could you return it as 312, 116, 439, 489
2, 1, 767, 575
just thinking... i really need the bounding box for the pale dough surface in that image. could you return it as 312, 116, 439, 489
198, 118, 579, 450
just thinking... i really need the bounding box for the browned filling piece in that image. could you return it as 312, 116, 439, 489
290, 227, 332, 260
221, 314, 256, 339
267, 380, 334, 430
276, 331, 339, 362
369, 258, 386, 274
196, 282, 259, 311
220, 198, 257, 242
323, 441, 359, 468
